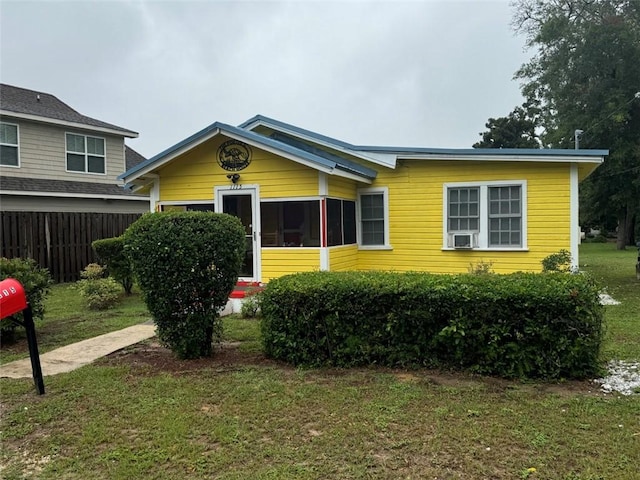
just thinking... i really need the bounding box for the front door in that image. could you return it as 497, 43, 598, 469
215, 187, 260, 281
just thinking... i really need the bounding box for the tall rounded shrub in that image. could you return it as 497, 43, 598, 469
92, 236, 134, 294
122, 212, 245, 359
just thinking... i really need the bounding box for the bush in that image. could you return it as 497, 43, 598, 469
92, 236, 134, 294
123, 211, 245, 359
240, 290, 262, 318
468, 260, 494, 275
541, 249, 574, 272
81, 263, 105, 280
77, 264, 122, 310
583, 234, 607, 243
260, 271, 604, 379
0, 257, 53, 343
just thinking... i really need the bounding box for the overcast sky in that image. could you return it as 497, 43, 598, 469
1, 0, 531, 160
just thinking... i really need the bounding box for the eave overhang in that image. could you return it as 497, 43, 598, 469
240, 115, 397, 168
0, 110, 139, 138
0, 189, 149, 201
119, 122, 376, 186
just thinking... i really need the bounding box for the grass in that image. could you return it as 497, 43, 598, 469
0, 284, 150, 365
578, 243, 640, 360
1, 243, 638, 479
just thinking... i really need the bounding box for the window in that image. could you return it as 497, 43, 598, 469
327, 199, 356, 246
358, 187, 389, 248
488, 186, 521, 247
444, 181, 526, 249
66, 133, 105, 173
448, 187, 479, 231
261, 200, 320, 247
0, 122, 19, 167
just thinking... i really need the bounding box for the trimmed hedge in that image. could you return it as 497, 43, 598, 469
92, 236, 134, 294
123, 211, 245, 359
260, 271, 604, 379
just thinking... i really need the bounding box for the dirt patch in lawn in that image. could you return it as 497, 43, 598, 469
97, 340, 283, 375
98, 341, 598, 396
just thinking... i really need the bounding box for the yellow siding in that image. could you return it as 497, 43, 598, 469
328, 176, 357, 199
157, 136, 319, 202
329, 245, 358, 271
261, 248, 320, 282
152, 134, 575, 276
357, 161, 571, 274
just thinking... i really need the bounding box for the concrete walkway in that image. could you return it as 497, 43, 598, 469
0, 323, 156, 379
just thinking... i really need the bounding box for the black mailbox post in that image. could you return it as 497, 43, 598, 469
0, 278, 45, 395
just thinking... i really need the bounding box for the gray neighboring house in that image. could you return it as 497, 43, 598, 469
0, 84, 149, 213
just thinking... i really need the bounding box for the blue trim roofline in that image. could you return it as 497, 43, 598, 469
238, 114, 608, 158
355, 146, 609, 157
120, 120, 377, 181
269, 132, 378, 179
119, 121, 225, 180
121, 114, 609, 181
239, 114, 356, 150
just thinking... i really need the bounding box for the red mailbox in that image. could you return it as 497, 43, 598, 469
0, 278, 28, 320
0, 278, 45, 394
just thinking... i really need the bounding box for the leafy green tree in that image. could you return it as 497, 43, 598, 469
512, 0, 640, 248
473, 103, 541, 149
123, 212, 245, 359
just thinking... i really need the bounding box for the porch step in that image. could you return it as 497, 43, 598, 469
230, 281, 264, 299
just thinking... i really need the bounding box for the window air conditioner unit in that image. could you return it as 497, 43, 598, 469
451, 233, 476, 249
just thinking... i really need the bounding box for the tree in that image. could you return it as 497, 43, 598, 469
512, 0, 640, 248
473, 102, 541, 148
123, 212, 245, 359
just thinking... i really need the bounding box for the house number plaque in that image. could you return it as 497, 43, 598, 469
217, 140, 252, 171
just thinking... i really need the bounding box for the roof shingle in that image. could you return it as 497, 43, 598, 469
0, 84, 137, 137
0, 176, 147, 197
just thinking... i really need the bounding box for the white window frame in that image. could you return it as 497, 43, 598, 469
443, 180, 527, 251
357, 186, 391, 250
0, 122, 20, 168
65, 132, 106, 175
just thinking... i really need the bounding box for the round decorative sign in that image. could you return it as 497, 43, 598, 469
217, 140, 252, 171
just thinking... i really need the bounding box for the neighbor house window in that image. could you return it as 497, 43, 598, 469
358, 187, 390, 248
0, 122, 19, 167
444, 181, 526, 249
66, 133, 105, 174
327, 198, 356, 246
261, 200, 321, 247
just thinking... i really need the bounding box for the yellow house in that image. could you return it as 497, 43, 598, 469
120, 115, 607, 282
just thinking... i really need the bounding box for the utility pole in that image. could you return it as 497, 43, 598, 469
574, 129, 583, 149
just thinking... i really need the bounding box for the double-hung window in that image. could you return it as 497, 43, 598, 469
448, 187, 479, 232
358, 187, 390, 248
488, 186, 522, 247
66, 133, 106, 174
0, 122, 19, 167
444, 181, 526, 249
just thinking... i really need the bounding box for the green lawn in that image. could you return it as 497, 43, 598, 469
1, 244, 638, 479
578, 243, 640, 361
0, 284, 150, 365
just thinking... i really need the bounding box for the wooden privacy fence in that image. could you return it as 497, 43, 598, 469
1, 212, 142, 283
